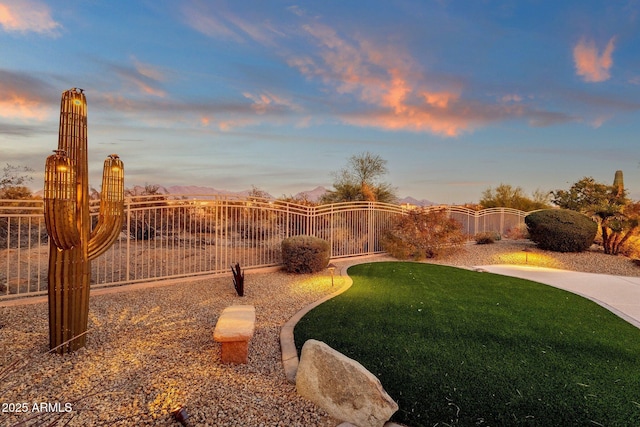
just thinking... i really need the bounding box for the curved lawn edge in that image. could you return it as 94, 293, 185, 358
293, 261, 640, 426
280, 266, 354, 383
281, 259, 640, 384
476, 264, 640, 330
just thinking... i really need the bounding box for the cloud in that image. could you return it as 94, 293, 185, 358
527, 109, 579, 127
102, 58, 167, 98
590, 114, 612, 128
181, 0, 279, 45
242, 91, 302, 114
0, 69, 55, 122
288, 22, 554, 136
501, 94, 523, 103
573, 37, 616, 82
181, 1, 241, 41
0, 0, 61, 36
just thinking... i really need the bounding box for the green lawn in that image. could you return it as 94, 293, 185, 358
294, 262, 640, 426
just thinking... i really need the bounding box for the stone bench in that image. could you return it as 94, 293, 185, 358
213, 305, 255, 364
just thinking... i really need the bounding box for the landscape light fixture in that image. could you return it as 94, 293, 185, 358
327, 263, 336, 287
522, 247, 531, 264
171, 405, 190, 426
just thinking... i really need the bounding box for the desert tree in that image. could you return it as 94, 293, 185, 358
248, 185, 271, 201
480, 183, 551, 211
551, 173, 639, 255
0, 164, 34, 199
320, 152, 397, 204
124, 184, 168, 240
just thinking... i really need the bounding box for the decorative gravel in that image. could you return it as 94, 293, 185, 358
420, 239, 640, 277
0, 271, 342, 426
1, 239, 638, 426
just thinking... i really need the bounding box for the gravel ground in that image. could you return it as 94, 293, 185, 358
0, 272, 343, 427
1, 239, 638, 426
416, 239, 640, 277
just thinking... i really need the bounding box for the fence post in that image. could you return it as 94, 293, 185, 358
367, 202, 374, 255
329, 204, 334, 258
474, 210, 479, 236
126, 198, 131, 281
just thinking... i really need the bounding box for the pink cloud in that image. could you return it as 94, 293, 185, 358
424, 91, 459, 108
0, 0, 60, 36
0, 74, 51, 120
289, 23, 500, 136
131, 58, 167, 97
573, 37, 616, 82
103, 58, 167, 98
0, 94, 49, 120
243, 91, 301, 114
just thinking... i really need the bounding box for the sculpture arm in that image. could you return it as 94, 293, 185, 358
88, 155, 125, 260
43, 151, 80, 250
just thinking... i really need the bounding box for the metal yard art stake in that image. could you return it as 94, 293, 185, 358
43, 88, 125, 354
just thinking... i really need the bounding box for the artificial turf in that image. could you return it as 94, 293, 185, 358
294, 262, 640, 426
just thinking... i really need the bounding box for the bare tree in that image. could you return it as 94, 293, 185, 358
321, 152, 397, 204
0, 164, 34, 199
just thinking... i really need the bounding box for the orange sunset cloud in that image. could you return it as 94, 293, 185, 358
0, 94, 49, 121
290, 23, 495, 137
573, 37, 616, 82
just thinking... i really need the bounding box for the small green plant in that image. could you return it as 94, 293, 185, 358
525, 209, 597, 252
474, 231, 500, 244
281, 235, 330, 273
381, 208, 465, 260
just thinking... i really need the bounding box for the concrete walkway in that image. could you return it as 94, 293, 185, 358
476, 264, 640, 330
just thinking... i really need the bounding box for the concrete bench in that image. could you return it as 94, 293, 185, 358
213, 305, 255, 364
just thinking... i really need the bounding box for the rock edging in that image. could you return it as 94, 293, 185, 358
280, 265, 354, 383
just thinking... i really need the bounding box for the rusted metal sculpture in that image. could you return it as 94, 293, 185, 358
44, 88, 124, 354
231, 263, 244, 296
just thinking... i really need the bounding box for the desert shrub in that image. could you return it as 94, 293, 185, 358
525, 209, 597, 252
504, 223, 530, 240
381, 209, 466, 260
475, 231, 500, 244
619, 235, 640, 260
281, 235, 330, 273
0, 217, 48, 249
130, 219, 156, 240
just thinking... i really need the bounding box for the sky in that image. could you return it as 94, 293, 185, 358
1, 0, 639, 204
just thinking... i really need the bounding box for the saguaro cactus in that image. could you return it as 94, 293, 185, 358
44, 88, 125, 354
613, 170, 624, 197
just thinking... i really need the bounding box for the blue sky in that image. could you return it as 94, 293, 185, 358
1, 0, 639, 204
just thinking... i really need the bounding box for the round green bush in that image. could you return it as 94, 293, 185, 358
475, 231, 500, 245
281, 235, 330, 273
525, 209, 597, 252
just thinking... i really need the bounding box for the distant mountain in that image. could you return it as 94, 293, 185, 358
398, 196, 436, 207
120, 184, 435, 205
126, 184, 170, 195
165, 185, 275, 198
294, 186, 328, 202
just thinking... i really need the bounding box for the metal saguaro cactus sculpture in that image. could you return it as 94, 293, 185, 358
44, 88, 125, 354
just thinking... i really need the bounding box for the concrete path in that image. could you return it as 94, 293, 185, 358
476, 264, 640, 330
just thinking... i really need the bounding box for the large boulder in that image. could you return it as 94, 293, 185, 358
296, 339, 398, 427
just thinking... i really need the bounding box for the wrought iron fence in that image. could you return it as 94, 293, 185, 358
1, 196, 528, 299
